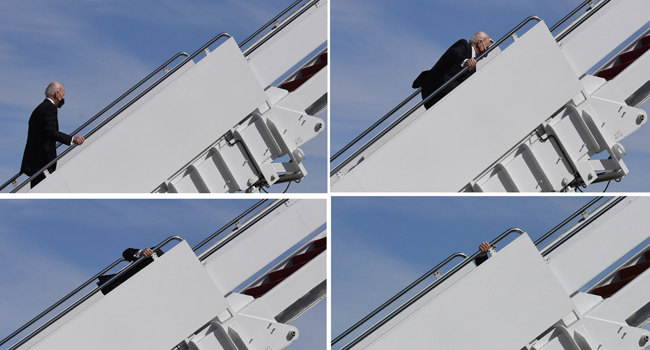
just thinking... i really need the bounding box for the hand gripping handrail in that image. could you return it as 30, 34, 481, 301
332, 228, 525, 349
193, 199, 268, 252
331, 252, 467, 345
534, 196, 603, 246
330, 16, 542, 176
199, 199, 290, 261
0, 236, 184, 350
0, 52, 188, 192
10, 33, 232, 193
540, 196, 625, 257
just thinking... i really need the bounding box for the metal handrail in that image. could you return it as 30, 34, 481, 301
193, 199, 268, 252
11, 33, 233, 193
330, 16, 542, 176
333, 228, 525, 349
199, 199, 290, 261
0, 52, 188, 193
549, 0, 594, 32
330, 90, 421, 162
331, 252, 467, 345
1, 236, 184, 350
238, 0, 310, 50
242, 0, 321, 57
541, 197, 626, 257
534, 196, 603, 246
555, 0, 610, 42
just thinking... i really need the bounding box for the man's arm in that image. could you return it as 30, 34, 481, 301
43, 108, 73, 146
475, 241, 496, 266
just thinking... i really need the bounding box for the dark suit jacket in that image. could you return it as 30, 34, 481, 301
20, 99, 72, 176
413, 39, 476, 109
475, 253, 489, 266
97, 247, 164, 295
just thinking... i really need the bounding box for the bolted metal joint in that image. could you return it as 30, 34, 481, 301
642, 334, 649, 344
638, 114, 646, 124
288, 330, 297, 340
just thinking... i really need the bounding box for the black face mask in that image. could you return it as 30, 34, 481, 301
58, 98, 65, 108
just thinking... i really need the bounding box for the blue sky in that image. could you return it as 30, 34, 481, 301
330, 0, 650, 192
0, 199, 325, 350
0, 0, 327, 193
331, 196, 622, 346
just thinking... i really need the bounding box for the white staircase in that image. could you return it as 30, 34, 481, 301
332, 197, 650, 350
3, 0, 327, 193
1, 199, 327, 350
330, 0, 650, 192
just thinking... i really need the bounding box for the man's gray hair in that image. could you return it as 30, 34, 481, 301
45, 82, 62, 97
470, 32, 489, 44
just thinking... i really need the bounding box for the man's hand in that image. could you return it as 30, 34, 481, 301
72, 136, 85, 145
478, 242, 497, 253
464, 58, 477, 69
141, 248, 154, 258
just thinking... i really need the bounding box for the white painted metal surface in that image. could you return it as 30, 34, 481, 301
28, 241, 228, 350
339, 197, 650, 350
355, 234, 574, 350
16, 0, 327, 193
332, 22, 582, 192
332, 0, 650, 193
201, 199, 326, 294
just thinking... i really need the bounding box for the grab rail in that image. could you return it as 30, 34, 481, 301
333, 228, 525, 349
241, 0, 321, 57
1, 236, 184, 350
330, 16, 542, 175
0, 52, 188, 192
193, 199, 269, 252
554, 0, 611, 42
541, 196, 626, 256
10, 33, 232, 193
534, 196, 603, 246
331, 252, 467, 345
549, 0, 595, 32
199, 199, 290, 261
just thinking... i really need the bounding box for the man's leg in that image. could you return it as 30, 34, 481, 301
30, 173, 46, 188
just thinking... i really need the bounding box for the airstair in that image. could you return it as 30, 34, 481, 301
332, 196, 650, 350
330, 0, 650, 192
1, 0, 327, 193
0, 198, 327, 350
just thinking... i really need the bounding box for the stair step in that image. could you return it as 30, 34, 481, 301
592, 275, 637, 297
292, 246, 326, 265
642, 35, 650, 47
244, 277, 286, 298
281, 73, 316, 92
597, 59, 635, 81
645, 250, 650, 260
620, 44, 650, 64
301, 61, 327, 77
313, 237, 326, 249
269, 261, 308, 281
320, 52, 328, 62
619, 259, 650, 279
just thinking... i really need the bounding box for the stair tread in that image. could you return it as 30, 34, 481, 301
619, 259, 650, 279
642, 35, 650, 47
269, 261, 308, 281
244, 277, 287, 298
620, 44, 650, 64
281, 73, 316, 92
292, 246, 326, 265
301, 61, 327, 77
597, 59, 635, 81
592, 275, 637, 297
313, 237, 326, 248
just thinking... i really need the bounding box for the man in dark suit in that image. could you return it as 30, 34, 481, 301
97, 247, 164, 295
413, 32, 491, 109
20, 82, 85, 188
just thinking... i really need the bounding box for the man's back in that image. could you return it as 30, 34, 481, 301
21, 99, 62, 176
